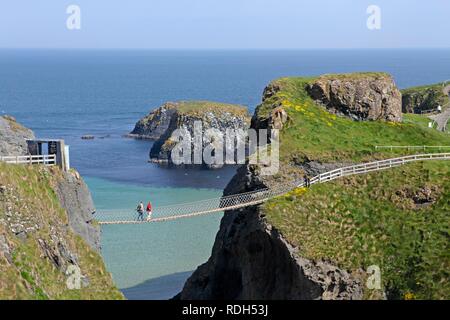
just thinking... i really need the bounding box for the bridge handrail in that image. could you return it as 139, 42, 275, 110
97, 153, 450, 224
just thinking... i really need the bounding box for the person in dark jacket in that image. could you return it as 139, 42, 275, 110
136, 201, 144, 221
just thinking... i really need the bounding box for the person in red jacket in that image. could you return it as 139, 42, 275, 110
146, 201, 153, 221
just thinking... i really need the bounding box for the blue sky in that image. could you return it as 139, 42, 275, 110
1, 0, 449, 49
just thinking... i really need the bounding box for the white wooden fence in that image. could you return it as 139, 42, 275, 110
0, 154, 57, 166
310, 153, 450, 184
375, 145, 450, 151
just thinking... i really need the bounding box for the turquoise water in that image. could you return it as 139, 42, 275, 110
86, 176, 223, 294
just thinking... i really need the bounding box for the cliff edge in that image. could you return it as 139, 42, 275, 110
0, 117, 122, 299
179, 73, 450, 300
0, 115, 35, 156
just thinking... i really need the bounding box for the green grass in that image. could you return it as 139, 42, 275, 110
403, 114, 433, 129
402, 113, 441, 130
0, 163, 123, 300
264, 161, 450, 299
257, 77, 450, 163
315, 72, 391, 80
401, 82, 446, 95
174, 100, 249, 118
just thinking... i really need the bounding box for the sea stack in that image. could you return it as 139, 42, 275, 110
129, 101, 251, 169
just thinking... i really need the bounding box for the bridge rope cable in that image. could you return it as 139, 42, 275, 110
97, 153, 450, 225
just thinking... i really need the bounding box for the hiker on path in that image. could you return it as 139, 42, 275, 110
146, 201, 153, 221
136, 201, 145, 221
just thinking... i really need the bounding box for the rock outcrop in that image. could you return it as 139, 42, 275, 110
130, 101, 250, 169
306, 73, 402, 122
53, 170, 100, 251
401, 83, 449, 113
0, 115, 35, 156
128, 103, 178, 140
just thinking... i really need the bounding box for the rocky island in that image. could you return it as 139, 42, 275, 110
129, 101, 250, 168
178, 73, 450, 300
0, 116, 123, 299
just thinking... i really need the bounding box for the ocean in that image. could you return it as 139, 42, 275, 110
1, 49, 449, 299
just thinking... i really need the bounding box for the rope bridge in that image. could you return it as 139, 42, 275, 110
97, 153, 450, 225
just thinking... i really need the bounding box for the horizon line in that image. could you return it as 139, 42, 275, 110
1, 47, 450, 51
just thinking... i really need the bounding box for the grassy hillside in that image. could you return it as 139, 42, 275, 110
403, 113, 436, 129
257, 75, 450, 299
265, 161, 449, 299
0, 163, 123, 300
401, 82, 447, 97
258, 76, 450, 163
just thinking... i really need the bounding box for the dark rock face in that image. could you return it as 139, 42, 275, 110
306, 74, 402, 122
53, 170, 100, 251
128, 103, 178, 140
179, 163, 364, 300
401, 87, 447, 113
0, 115, 35, 156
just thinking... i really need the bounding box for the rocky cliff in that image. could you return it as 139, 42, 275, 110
0, 163, 123, 299
0, 117, 121, 299
178, 165, 365, 300
52, 170, 100, 251
128, 103, 178, 140
178, 73, 450, 300
306, 73, 402, 122
0, 115, 35, 155
401, 82, 449, 113
130, 101, 250, 169
0, 115, 101, 251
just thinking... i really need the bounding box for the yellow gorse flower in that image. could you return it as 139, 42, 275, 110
404, 292, 416, 300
